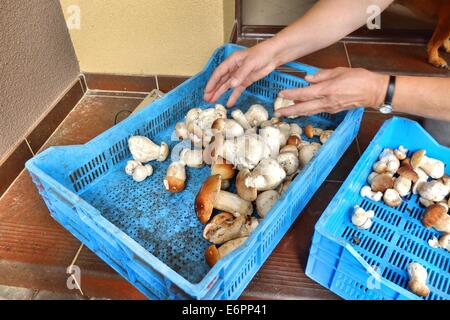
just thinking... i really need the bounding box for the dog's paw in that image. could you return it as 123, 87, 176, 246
429, 56, 449, 69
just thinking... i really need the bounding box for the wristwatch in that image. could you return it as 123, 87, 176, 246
379, 75, 396, 114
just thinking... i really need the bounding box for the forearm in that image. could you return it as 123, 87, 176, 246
262, 0, 393, 66
391, 76, 450, 121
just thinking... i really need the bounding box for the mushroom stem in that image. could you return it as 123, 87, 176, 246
214, 190, 253, 217
205, 237, 248, 267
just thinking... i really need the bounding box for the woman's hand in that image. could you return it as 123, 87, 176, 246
275, 67, 389, 118
204, 40, 282, 107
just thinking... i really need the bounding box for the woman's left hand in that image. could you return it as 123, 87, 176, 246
275, 67, 389, 118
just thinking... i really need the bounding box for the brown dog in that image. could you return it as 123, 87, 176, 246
396, 0, 450, 69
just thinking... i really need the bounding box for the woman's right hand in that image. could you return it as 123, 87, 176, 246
204, 40, 281, 107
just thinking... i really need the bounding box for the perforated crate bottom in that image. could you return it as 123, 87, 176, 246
337, 175, 450, 299
80, 94, 338, 284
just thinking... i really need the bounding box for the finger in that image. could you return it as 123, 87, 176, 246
304, 68, 343, 83
229, 58, 256, 88
275, 99, 329, 118
204, 73, 231, 102
226, 86, 247, 107
204, 53, 242, 98
210, 78, 233, 103
279, 83, 326, 102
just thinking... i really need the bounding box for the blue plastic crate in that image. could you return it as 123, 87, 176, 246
306, 117, 450, 300
26, 44, 363, 300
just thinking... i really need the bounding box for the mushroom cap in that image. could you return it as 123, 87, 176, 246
411, 150, 426, 169
163, 176, 186, 193
304, 125, 314, 139
236, 169, 257, 202
397, 165, 419, 183
383, 188, 402, 207
195, 175, 222, 224
371, 173, 394, 193
202, 212, 235, 242
211, 159, 236, 180
422, 204, 448, 229
287, 135, 302, 147
205, 245, 220, 267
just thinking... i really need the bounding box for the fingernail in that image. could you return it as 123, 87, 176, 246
278, 92, 284, 98
230, 78, 239, 87
305, 75, 313, 81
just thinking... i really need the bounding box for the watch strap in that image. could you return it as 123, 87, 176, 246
384, 75, 396, 106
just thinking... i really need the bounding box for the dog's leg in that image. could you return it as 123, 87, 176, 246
444, 37, 450, 53
427, 7, 450, 69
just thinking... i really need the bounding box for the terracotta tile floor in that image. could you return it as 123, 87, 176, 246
0, 40, 447, 300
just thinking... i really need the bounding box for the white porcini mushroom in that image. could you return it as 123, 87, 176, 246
274, 96, 296, 118
187, 106, 226, 142
211, 118, 244, 139
394, 145, 408, 160
245, 158, 286, 191
304, 125, 323, 139
215, 104, 227, 118
419, 197, 434, 208
245, 104, 269, 127
367, 172, 380, 185
319, 130, 334, 144
274, 122, 291, 147
125, 160, 141, 176
231, 109, 251, 130
203, 212, 259, 245
164, 161, 186, 193
205, 237, 248, 267
419, 180, 449, 202
277, 151, 299, 175
236, 169, 257, 202
260, 117, 280, 128
195, 175, 253, 224
351, 205, 375, 230
185, 108, 202, 127
422, 204, 450, 233
407, 262, 430, 297
128, 136, 169, 163
428, 234, 450, 252
175, 122, 189, 140
372, 148, 400, 174
383, 188, 402, 207
360, 185, 383, 202
256, 190, 280, 218
394, 166, 419, 197
411, 150, 445, 179
412, 167, 429, 194
259, 126, 282, 158
132, 164, 154, 182
280, 145, 299, 157
394, 177, 412, 197
180, 148, 204, 168
290, 123, 302, 138
220, 134, 271, 170
298, 144, 320, 167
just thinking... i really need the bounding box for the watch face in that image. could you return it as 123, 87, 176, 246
379, 104, 393, 114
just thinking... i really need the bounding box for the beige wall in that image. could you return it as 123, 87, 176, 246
60, 0, 235, 76
0, 0, 80, 160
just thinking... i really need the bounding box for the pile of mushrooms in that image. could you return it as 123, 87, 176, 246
167, 102, 334, 267
356, 146, 449, 297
